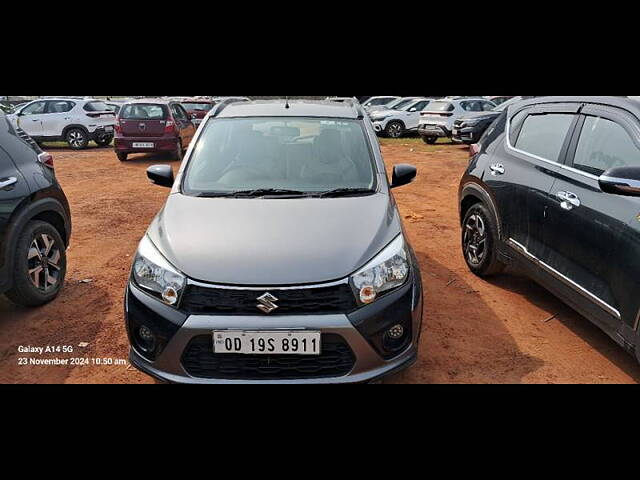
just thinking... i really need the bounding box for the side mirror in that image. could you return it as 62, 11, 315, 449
147, 164, 174, 188
599, 166, 640, 196
191, 113, 197, 119
391, 164, 417, 189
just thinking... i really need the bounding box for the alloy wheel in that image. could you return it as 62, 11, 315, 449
463, 213, 487, 266
27, 233, 62, 291
68, 130, 85, 148
388, 123, 402, 138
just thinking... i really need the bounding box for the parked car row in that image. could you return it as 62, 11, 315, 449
355, 95, 518, 142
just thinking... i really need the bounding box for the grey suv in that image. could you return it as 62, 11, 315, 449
125, 100, 423, 383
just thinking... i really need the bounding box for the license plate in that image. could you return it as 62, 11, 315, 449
213, 330, 321, 355
105, 126, 114, 133
133, 142, 154, 148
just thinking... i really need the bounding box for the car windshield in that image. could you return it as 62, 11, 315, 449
120, 104, 167, 120
366, 97, 396, 106
182, 102, 213, 111
425, 101, 453, 112
386, 98, 414, 110
183, 117, 377, 196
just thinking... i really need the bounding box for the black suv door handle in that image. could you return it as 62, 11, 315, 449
557, 191, 581, 210
0, 177, 17, 190
490, 163, 505, 176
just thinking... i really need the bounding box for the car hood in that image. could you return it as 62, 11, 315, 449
458, 111, 500, 122
147, 192, 402, 286
369, 109, 397, 118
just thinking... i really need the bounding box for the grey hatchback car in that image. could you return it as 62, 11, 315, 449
125, 99, 423, 383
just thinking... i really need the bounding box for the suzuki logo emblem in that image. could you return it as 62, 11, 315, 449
256, 292, 279, 314
138, 123, 146, 131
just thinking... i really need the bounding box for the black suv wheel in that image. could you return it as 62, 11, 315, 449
461, 203, 504, 277
422, 136, 438, 144
5, 220, 67, 307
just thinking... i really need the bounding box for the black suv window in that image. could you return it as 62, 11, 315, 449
572, 116, 640, 176
514, 113, 575, 162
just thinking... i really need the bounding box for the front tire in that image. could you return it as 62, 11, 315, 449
5, 220, 67, 307
116, 152, 128, 162
385, 121, 405, 138
461, 203, 504, 277
95, 135, 113, 147
422, 136, 438, 144
66, 128, 89, 150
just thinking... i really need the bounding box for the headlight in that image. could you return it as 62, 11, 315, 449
132, 235, 186, 306
371, 115, 390, 122
463, 119, 481, 127
350, 235, 409, 305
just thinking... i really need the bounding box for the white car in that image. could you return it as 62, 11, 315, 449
418, 97, 496, 144
361, 96, 400, 113
369, 98, 434, 138
8, 98, 116, 149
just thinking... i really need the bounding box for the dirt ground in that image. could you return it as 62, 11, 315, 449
1, 139, 639, 384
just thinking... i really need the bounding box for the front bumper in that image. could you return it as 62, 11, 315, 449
451, 124, 486, 144
418, 123, 450, 138
125, 269, 423, 384
371, 119, 389, 133
88, 126, 115, 140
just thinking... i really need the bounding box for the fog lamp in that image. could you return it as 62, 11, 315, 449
138, 325, 156, 351
388, 324, 404, 339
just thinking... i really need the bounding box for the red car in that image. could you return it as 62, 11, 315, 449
114, 99, 196, 162
180, 98, 215, 126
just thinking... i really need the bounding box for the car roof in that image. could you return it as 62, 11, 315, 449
513, 96, 640, 118
214, 99, 361, 119
181, 98, 213, 103
123, 98, 173, 105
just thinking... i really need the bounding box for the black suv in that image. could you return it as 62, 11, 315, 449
459, 96, 640, 364
0, 111, 71, 306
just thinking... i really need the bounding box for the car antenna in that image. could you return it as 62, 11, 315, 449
285, 96, 290, 109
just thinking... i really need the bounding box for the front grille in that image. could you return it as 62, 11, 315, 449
181, 334, 356, 380
180, 283, 358, 315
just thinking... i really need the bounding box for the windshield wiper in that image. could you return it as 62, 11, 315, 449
230, 188, 310, 198
196, 191, 237, 197
317, 187, 376, 198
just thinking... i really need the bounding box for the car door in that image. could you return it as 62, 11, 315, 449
0, 143, 30, 286
405, 100, 430, 130
16, 101, 47, 137
541, 105, 640, 338
171, 103, 195, 147
488, 103, 580, 256
40, 100, 74, 137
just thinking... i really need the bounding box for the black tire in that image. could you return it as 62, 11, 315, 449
95, 135, 113, 147
65, 128, 89, 150
5, 220, 67, 307
422, 136, 438, 144
117, 152, 128, 162
461, 203, 504, 277
385, 121, 405, 138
